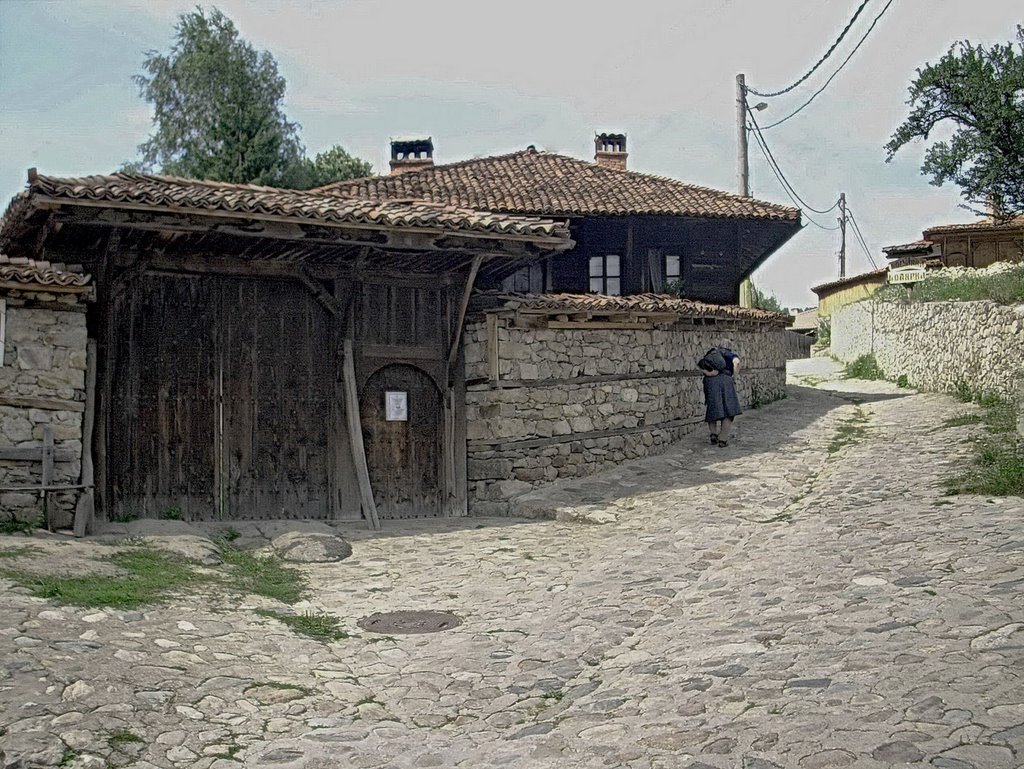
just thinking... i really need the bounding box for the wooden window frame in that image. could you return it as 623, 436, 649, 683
664, 254, 681, 285
588, 254, 622, 295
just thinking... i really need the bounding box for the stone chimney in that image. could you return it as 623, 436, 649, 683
594, 132, 627, 171
390, 137, 434, 175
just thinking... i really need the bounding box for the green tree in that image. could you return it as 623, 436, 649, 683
129, 6, 370, 188
885, 26, 1024, 218
750, 283, 787, 314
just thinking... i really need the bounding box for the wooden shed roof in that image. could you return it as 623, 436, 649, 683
0, 253, 91, 290
316, 148, 801, 222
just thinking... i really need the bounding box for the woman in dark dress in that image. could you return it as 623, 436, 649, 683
699, 347, 741, 447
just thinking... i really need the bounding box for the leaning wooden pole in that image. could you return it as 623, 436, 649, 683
73, 340, 97, 537
342, 340, 380, 531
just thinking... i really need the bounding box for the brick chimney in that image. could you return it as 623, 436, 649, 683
594, 132, 627, 171
390, 137, 434, 175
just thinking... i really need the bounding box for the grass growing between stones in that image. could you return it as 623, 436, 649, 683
944, 390, 1024, 497
256, 609, 349, 641
0, 545, 40, 559
107, 729, 144, 751
0, 517, 42, 536
0, 547, 206, 609
218, 546, 305, 604
844, 354, 885, 381
828, 408, 871, 454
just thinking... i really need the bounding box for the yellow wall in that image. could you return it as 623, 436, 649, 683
817, 278, 886, 318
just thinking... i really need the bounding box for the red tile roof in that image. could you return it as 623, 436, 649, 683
0, 254, 91, 289
473, 291, 791, 325
882, 239, 934, 256
810, 268, 889, 296
317, 148, 800, 221
4, 172, 573, 245
923, 216, 1024, 236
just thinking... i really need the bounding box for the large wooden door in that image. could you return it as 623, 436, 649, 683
360, 364, 443, 518
108, 273, 334, 520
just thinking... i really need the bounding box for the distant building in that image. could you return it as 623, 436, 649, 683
884, 216, 1024, 269
811, 268, 889, 318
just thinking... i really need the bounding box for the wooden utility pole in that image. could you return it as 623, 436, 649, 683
838, 192, 847, 278
737, 73, 752, 307
736, 74, 749, 197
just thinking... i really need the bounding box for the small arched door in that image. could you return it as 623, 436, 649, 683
359, 364, 443, 518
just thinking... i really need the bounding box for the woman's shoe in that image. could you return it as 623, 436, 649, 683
717, 438, 729, 447
709, 433, 718, 444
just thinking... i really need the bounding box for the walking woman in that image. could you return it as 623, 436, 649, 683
698, 346, 741, 447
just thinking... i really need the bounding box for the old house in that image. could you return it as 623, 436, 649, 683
317, 134, 802, 305
811, 268, 890, 319
884, 216, 1024, 268
0, 172, 570, 527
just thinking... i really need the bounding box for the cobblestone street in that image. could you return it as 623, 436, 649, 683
2, 359, 1023, 769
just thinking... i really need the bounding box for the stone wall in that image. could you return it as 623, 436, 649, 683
831, 298, 1024, 398
0, 288, 88, 525
463, 319, 787, 514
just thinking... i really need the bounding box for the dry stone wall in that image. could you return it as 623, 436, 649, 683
831, 299, 1024, 398
0, 288, 88, 524
463, 319, 787, 514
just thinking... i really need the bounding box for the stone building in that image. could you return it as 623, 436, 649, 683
0, 254, 92, 526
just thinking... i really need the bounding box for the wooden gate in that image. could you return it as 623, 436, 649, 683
108, 273, 334, 520
359, 364, 443, 518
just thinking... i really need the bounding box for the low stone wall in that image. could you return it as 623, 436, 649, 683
0, 288, 88, 525
464, 319, 787, 515
831, 299, 1024, 398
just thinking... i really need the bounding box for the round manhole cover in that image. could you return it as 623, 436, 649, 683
357, 610, 462, 635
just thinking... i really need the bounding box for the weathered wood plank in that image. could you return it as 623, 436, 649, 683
447, 254, 484, 371
0, 447, 76, 462
41, 427, 54, 531
343, 339, 380, 530
73, 339, 97, 537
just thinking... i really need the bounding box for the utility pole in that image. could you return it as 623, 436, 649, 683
838, 192, 847, 278
736, 73, 749, 197
737, 73, 752, 307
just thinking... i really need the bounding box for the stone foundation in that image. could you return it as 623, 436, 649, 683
0, 287, 89, 525
464, 318, 787, 514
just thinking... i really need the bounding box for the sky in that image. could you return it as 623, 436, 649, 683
0, 0, 1020, 307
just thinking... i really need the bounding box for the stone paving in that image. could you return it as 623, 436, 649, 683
2, 358, 1023, 768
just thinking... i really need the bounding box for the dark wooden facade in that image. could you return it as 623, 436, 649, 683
1, 185, 566, 525
496, 215, 799, 305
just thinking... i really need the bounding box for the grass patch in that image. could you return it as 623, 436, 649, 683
844, 354, 885, 381
944, 388, 1024, 497
256, 609, 349, 641
219, 546, 304, 604
887, 266, 1024, 305
107, 729, 144, 750
0, 517, 41, 536
0, 547, 204, 609
828, 407, 870, 454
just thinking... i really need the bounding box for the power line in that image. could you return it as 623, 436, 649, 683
847, 209, 880, 269
746, 0, 872, 98
746, 124, 841, 231
759, 0, 896, 131
747, 107, 841, 218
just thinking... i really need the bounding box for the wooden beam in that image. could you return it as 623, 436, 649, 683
0, 446, 76, 462
41, 427, 54, 531
342, 339, 380, 531
486, 313, 500, 383
296, 269, 345, 317
73, 339, 97, 537
0, 395, 85, 412
447, 253, 484, 371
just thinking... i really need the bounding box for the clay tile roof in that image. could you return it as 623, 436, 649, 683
10, 172, 572, 245
0, 253, 91, 288
810, 267, 889, 296
317, 149, 800, 221
882, 239, 934, 256
472, 291, 792, 325
923, 215, 1024, 236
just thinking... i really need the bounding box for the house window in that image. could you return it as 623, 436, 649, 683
665, 255, 681, 284
589, 255, 621, 295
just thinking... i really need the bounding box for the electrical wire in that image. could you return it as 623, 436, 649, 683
747, 123, 841, 231
746, 0, 872, 98
847, 209, 880, 269
759, 0, 896, 131
747, 107, 841, 218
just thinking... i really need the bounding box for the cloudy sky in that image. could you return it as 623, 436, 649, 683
1, 0, 1019, 306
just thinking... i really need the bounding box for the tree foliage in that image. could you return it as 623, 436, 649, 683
750, 283, 787, 314
885, 27, 1024, 218
129, 7, 370, 188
